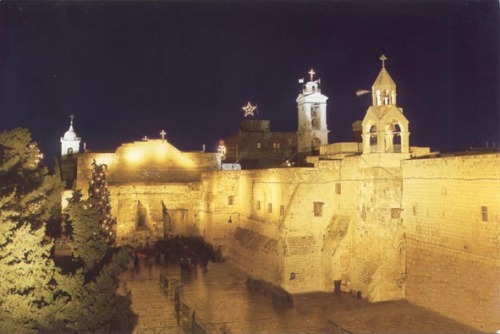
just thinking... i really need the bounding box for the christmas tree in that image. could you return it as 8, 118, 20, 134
88, 159, 116, 245
64, 161, 136, 332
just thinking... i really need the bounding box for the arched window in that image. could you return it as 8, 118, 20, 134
67, 147, 73, 156
311, 138, 321, 156
393, 123, 402, 153
369, 125, 378, 152
311, 104, 320, 130
385, 122, 402, 153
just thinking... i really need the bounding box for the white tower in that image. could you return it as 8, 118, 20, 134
296, 69, 329, 161
60, 114, 81, 158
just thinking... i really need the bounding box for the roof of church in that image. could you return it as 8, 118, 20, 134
372, 66, 396, 91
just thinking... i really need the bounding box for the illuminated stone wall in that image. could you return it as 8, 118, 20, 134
71, 138, 500, 332
198, 158, 406, 300
74, 140, 219, 246
401, 154, 500, 332
107, 183, 201, 246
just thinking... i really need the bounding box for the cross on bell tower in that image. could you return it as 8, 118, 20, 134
380, 54, 387, 68
308, 69, 316, 81
160, 129, 166, 140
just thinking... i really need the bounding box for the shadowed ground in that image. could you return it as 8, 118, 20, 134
119, 258, 480, 334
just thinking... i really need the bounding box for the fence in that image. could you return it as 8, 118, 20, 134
159, 272, 217, 333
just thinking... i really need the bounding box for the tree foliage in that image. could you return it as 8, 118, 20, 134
0, 128, 67, 332
0, 128, 136, 332
64, 161, 136, 332
88, 159, 116, 244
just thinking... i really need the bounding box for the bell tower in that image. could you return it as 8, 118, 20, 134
296, 69, 329, 163
60, 114, 81, 158
361, 56, 410, 160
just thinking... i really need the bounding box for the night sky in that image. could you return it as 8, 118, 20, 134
0, 1, 498, 164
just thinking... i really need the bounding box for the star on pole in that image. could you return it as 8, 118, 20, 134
242, 102, 257, 117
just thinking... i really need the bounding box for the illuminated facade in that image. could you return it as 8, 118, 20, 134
61, 58, 499, 332
60, 115, 81, 157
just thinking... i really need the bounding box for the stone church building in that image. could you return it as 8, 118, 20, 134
59, 57, 499, 332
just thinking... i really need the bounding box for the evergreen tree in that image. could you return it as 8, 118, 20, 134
64, 162, 136, 332
0, 128, 136, 332
0, 128, 68, 332
88, 159, 116, 244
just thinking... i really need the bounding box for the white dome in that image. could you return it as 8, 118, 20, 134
63, 126, 78, 140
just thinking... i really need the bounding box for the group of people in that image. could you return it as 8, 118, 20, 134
133, 235, 223, 275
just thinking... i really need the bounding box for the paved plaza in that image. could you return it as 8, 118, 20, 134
119, 259, 480, 334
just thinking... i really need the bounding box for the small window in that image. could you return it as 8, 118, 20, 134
228, 196, 234, 206
268, 203, 272, 213
256, 142, 261, 149
256, 201, 261, 210
272, 142, 280, 153
67, 147, 73, 155
481, 206, 488, 222
280, 205, 285, 216
391, 208, 401, 219
313, 202, 324, 217
335, 183, 341, 194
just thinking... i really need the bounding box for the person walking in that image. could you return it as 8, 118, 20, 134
133, 252, 140, 273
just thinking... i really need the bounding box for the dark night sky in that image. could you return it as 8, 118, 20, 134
0, 1, 498, 164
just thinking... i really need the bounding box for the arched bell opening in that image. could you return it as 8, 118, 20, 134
369, 125, 378, 153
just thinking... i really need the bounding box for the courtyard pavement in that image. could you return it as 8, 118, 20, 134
118, 258, 480, 334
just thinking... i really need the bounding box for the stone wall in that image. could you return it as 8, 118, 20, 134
401, 154, 500, 332
71, 141, 500, 332
109, 183, 201, 246
198, 158, 407, 299
74, 140, 217, 247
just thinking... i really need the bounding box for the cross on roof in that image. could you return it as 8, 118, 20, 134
142, 136, 149, 141
380, 54, 387, 68
308, 69, 316, 81
69, 114, 75, 126
160, 129, 166, 140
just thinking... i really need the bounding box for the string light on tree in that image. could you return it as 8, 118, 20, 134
242, 102, 257, 117
88, 159, 116, 244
